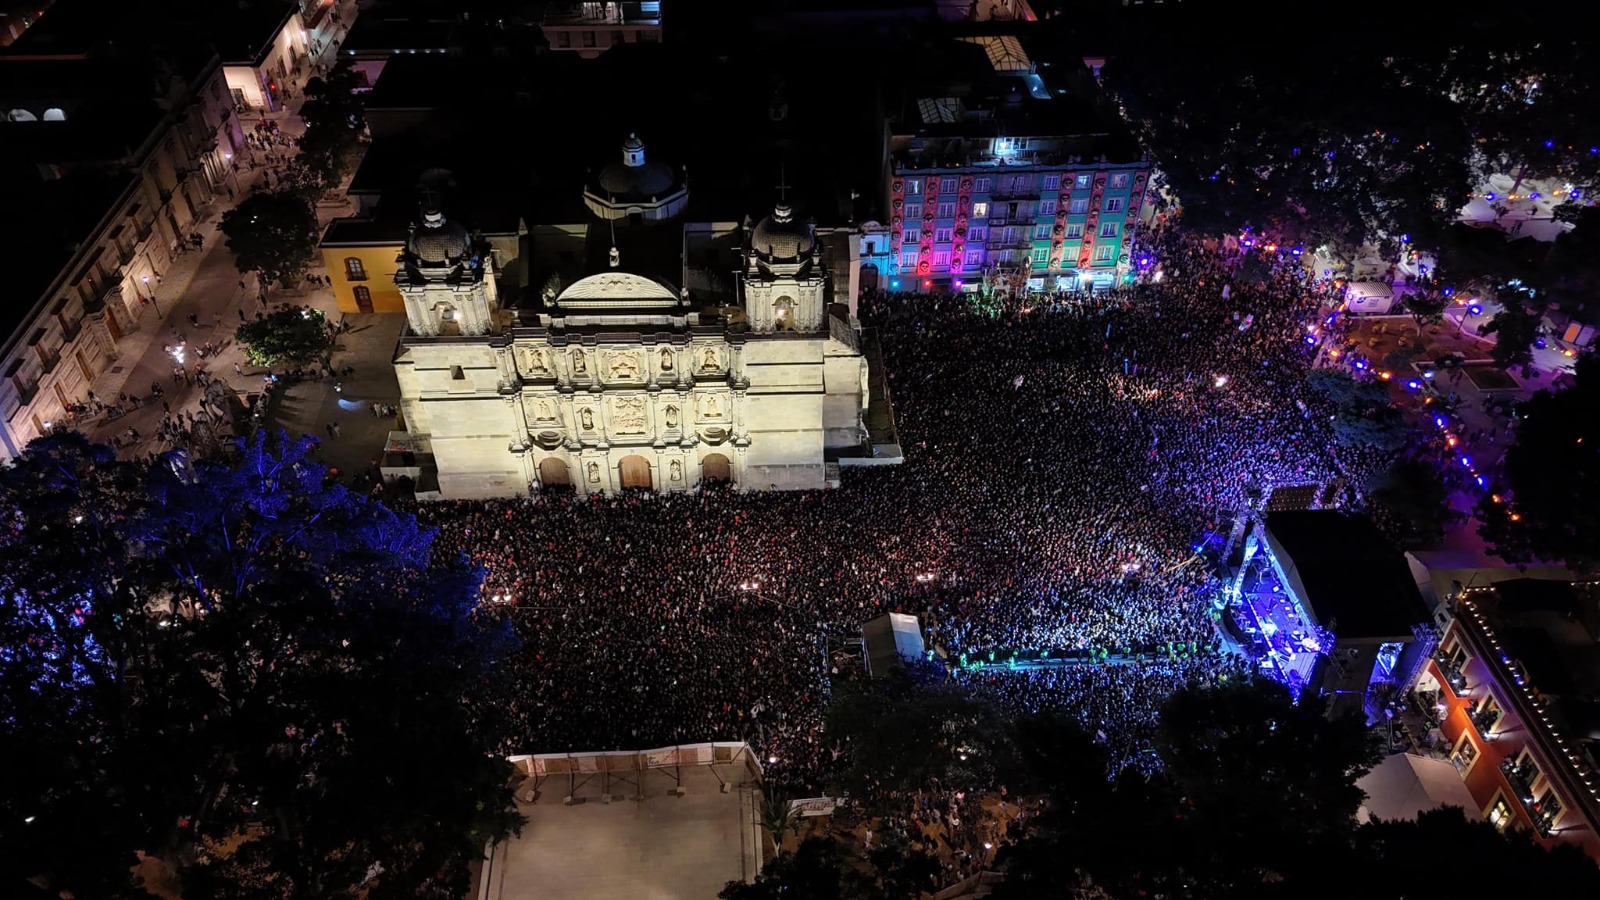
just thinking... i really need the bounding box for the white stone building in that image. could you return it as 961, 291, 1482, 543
391, 138, 881, 498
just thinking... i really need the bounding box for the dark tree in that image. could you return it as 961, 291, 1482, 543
0, 433, 522, 898
219, 191, 321, 289
824, 661, 1016, 805
1404, 289, 1449, 336
1477, 354, 1600, 570
1538, 205, 1600, 326
234, 305, 334, 367
1367, 456, 1457, 548
295, 61, 367, 192
1304, 368, 1407, 450
1481, 305, 1541, 371
720, 837, 845, 900
1305, 806, 1600, 897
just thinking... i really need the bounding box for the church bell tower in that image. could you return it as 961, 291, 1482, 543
742, 201, 826, 333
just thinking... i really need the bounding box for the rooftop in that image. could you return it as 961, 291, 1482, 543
1468, 579, 1600, 741
7, 0, 292, 67
1264, 511, 1430, 641
481, 744, 761, 900
1, 168, 136, 345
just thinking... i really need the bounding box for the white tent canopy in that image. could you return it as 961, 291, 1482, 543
1356, 752, 1480, 823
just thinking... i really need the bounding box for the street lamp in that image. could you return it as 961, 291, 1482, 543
142, 275, 162, 317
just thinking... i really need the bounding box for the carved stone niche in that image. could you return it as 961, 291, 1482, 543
520, 347, 554, 378
606, 350, 643, 382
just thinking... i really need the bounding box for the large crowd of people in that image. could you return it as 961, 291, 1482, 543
408, 232, 1359, 796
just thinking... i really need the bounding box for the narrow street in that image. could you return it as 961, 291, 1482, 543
79, 0, 402, 484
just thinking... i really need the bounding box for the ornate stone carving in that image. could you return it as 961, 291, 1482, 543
664, 404, 679, 428
579, 407, 596, 431
607, 351, 641, 380
533, 398, 559, 422
697, 346, 719, 372
521, 347, 551, 376
670, 459, 683, 481
699, 394, 723, 420
659, 347, 674, 372
587, 461, 601, 483
611, 396, 646, 434
572, 350, 588, 376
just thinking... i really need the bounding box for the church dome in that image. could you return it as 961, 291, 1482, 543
596, 133, 681, 198
750, 203, 814, 260
409, 208, 473, 264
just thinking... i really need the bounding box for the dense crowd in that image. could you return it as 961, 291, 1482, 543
409, 233, 1355, 793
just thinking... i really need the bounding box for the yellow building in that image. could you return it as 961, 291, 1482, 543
320, 219, 407, 314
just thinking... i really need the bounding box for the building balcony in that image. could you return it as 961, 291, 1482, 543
39, 352, 61, 376
1433, 654, 1468, 693
1501, 759, 1556, 836
61, 319, 83, 342
1468, 701, 1502, 737
14, 380, 40, 406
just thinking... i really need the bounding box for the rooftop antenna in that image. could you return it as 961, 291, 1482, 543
775, 164, 791, 205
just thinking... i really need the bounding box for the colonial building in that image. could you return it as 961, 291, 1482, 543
1410, 579, 1600, 858
0, 37, 243, 458
390, 136, 883, 498
884, 33, 1150, 292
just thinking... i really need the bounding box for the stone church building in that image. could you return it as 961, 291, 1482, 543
391, 135, 890, 498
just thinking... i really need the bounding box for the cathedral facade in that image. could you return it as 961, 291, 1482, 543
391, 138, 878, 498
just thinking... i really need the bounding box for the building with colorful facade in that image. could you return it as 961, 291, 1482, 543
877, 34, 1149, 293
1412, 579, 1600, 858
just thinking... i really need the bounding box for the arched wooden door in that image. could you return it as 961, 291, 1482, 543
860, 263, 880, 291
701, 453, 732, 484
537, 457, 570, 487
618, 455, 652, 490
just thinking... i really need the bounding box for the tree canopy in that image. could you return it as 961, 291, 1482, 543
220, 191, 321, 289
1477, 353, 1600, 570
234, 305, 334, 367
0, 433, 521, 898
295, 62, 367, 193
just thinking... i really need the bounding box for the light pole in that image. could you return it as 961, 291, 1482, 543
142, 275, 162, 318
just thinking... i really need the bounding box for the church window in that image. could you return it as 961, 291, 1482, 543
344, 257, 367, 280
973, 177, 991, 193
1039, 199, 1057, 216
1042, 174, 1061, 191
773, 296, 796, 331
936, 202, 955, 218
934, 228, 953, 243
905, 178, 922, 195
967, 225, 987, 241
971, 202, 988, 217
940, 177, 957, 193
450, 365, 465, 380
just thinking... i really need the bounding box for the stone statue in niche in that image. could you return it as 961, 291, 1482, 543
700, 394, 722, 419
612, 397, 646, 434
572, 350, 588, 376
670, 459, 683, 481
523, 348, 551, 375
534, 399, 557, 421
608, 351, 641, 380
580, 407, 595, 431
587, 461, 601, 483
659, 347, 674, 372
699, 347, 718, 371
664, 404, 679, 428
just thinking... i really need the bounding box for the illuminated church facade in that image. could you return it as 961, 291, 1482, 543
391, 136, 881, 498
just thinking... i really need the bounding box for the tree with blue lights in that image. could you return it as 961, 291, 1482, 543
0, 432, 521, 898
